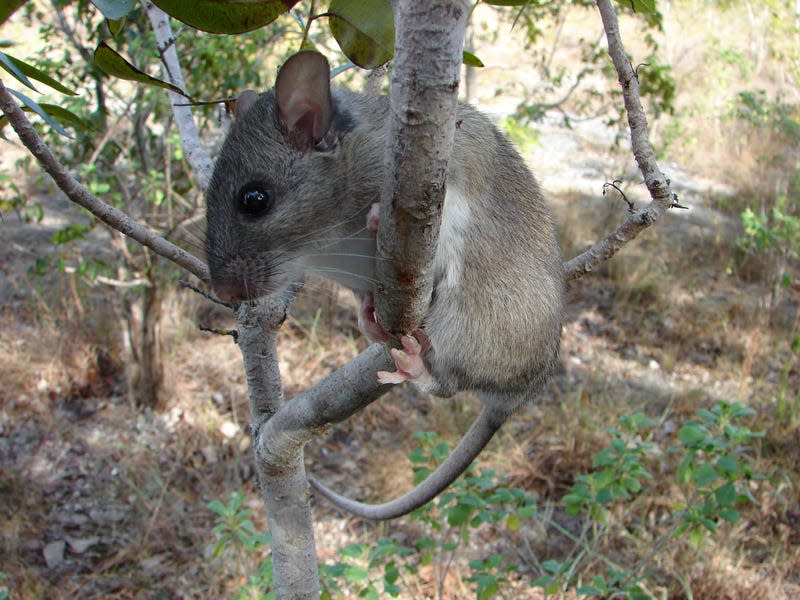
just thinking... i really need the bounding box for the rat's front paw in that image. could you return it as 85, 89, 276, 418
357, 291, 389, 342
377, 334, 427, 384
366, 202, 380, 236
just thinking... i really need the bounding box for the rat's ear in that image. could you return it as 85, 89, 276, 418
235, 89, 259, 119
275, 51, 333, 151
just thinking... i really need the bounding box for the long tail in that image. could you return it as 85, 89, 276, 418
308, 409, 503, 520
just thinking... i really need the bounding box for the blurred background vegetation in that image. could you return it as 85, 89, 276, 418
0, 0, 797, 598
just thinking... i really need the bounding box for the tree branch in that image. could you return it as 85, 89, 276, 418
241, 296, 393, 598
145, 2, 214, 191
564, 0, 679, 281
374, 0, 471, 334
255, 344, 394, 464
0, 79, 209, 282
234, 297, 321, 599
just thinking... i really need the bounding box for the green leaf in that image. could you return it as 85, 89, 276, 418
0, 102, 88, 134
463, 50, 484, 67
715, 481, 737, 507
541, 559, 564, 574
151, 0, 297, 34
719, 507, 740, 522
727, 402, 756, 419
506, 512, 520, 531
6, 88, 72, 137
446, 502, 472, 527
0, 53, 77, 95
615, 0, 657, 13
343, 565, 369, 582
477, 582, 500, 600
678, 423, 707, 446
211, 538, 226, 557
340, 543, 365, 559
0, 50, 37, 92
93, 42, 188, 97
383, 561, 399, 585
0, 0, 27, 25
517, 504, 536, 520
91, 0, 136, 20
577, 586, 604, 596
691, 463, 719, 486
328, 0, 394, 69
593, 469, 617, 489
107, 18, 125, 37
716, 454, 740, 475
689, 526, 704, 547
696, 408, 716, 422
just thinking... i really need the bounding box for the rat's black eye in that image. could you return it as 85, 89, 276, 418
237, 183, 273, 216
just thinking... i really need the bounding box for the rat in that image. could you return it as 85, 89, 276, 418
205, 51, 564, 520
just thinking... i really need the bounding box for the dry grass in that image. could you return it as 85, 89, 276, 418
6, 181, 797, 597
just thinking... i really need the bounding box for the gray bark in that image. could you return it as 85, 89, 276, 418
235, 296, 319, 599
145, 2, 214, 190
374, 0, 471, 335
238, 293, 395, 598
564, 0, 679, 280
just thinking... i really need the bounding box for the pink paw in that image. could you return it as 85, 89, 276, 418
366, 202, 380, 236
357, 291, 389, 342
377, 334, 427, 384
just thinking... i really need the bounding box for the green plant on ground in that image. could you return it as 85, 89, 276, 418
209, 491, 274, 598
536, 411, 656, 599
732, 91, 799, 314
739, 196, 800, 310
211, 402, 763, 599
320, 430, 538, 599
674, 400, 763, 545
535, 401, 763, 599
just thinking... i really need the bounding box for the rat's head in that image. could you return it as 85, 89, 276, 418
205, 51, 355, 303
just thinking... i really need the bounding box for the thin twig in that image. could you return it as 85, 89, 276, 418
198, 324, 238, 342
145, 2, 213, 190
178, 279, 233, 308
603, 179, 635, 212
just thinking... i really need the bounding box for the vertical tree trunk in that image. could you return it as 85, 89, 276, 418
122, 261, 164, 410
135, 276, 164, 409
375, 0, 470, 334
235, 297, 322, 599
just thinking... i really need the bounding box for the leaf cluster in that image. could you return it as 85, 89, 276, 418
323, 430, 540, 599
552, 402, 760, 598
562, 412, 655, 523
673, 401, 763, 545
209, 490, 272, 558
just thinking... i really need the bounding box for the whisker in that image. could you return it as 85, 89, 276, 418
307, 267, 378, 284
287, 204, 370, 247
303, 252, 389, 262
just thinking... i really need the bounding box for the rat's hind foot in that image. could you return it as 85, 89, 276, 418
378, 332, 429, 384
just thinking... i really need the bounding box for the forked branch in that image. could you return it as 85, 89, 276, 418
564, 0, 680, 280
